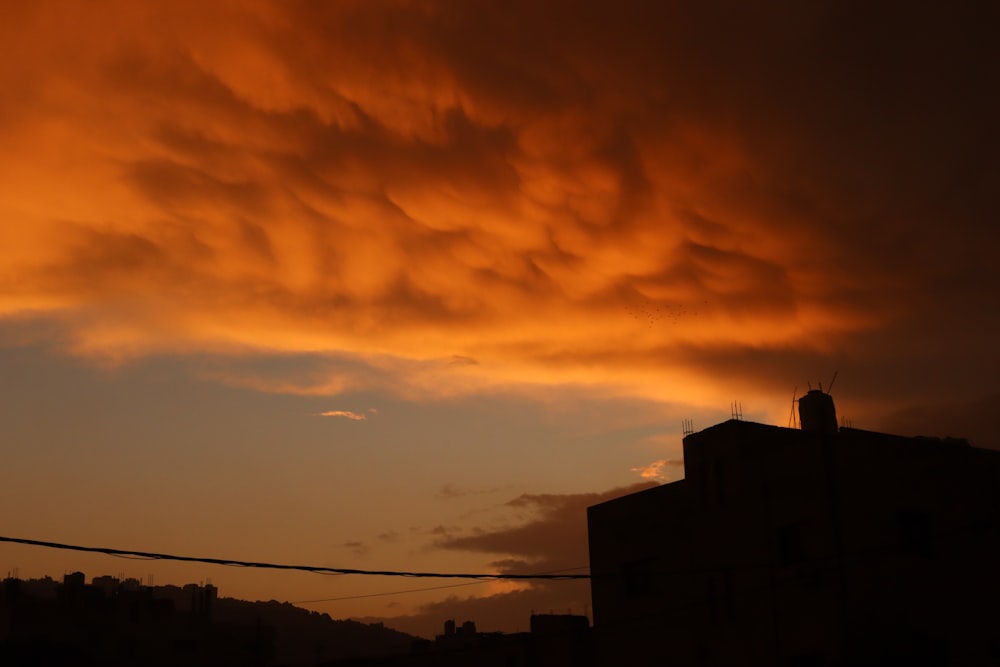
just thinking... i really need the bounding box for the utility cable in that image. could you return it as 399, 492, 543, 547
292, 566, 590, 605
0, 535, 590, 580
293, 581, 487, 604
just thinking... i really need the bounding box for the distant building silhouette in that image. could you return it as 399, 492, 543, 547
324, 614, 593, 666
0, 572, 272, 666
588, 391, 1000, 666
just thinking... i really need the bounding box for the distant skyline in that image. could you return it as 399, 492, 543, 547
1, 1, 997, 638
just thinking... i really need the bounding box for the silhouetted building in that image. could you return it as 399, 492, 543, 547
325, 614, 593, 667
0, 573, 272, 666
588, 391, 1000, 666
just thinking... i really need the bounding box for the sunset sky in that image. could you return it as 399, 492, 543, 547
1, 1, 997, 638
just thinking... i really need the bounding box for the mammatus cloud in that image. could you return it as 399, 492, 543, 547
377, 482, 656, 636
0, 1, 997, 421
630, 459, 683, 481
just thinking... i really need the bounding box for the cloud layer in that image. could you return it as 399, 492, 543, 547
1, 1, 997, 417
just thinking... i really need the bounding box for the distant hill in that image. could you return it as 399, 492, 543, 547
1, 575, 419, 667
213, 597, 417, 666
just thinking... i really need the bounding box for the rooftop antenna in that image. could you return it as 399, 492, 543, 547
827, 370, 838, 394
787, 386, 798, 428
682, 419, 694, 436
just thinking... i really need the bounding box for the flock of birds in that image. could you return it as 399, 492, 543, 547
622, 297, 707, 328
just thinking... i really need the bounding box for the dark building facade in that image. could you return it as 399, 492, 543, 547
588, 391, 1000, 666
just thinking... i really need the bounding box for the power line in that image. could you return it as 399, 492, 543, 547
0, 535, 590, 580
292, 566, 590, 605
293, 581, 486, 604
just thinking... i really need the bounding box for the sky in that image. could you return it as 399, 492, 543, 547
1, 0, 998, 638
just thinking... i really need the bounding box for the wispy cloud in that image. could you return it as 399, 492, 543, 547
317, 410, 367, 420
435, 483, 513, 500
630, 459, 684, 481
341, 541, 368, 557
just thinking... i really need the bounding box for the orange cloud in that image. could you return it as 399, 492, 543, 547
317, 410, 368, 421
630, 459, 684, 482
0, 1, 996, 418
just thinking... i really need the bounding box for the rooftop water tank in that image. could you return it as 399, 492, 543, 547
798, 389, 838, 434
